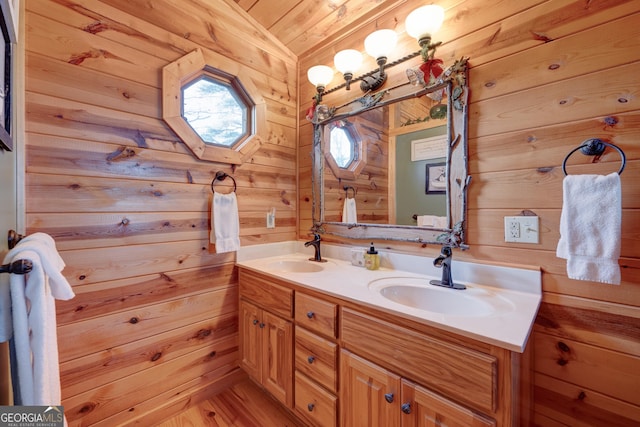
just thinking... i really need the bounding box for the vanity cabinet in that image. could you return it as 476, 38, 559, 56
237, 267, 527, 427
293, 292, 339, 427
238, 271, 294, 408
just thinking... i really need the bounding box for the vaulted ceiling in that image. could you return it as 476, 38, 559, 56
234, 0, 407, 57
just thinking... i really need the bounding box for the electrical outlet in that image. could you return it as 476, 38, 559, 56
504, 216, 539, 243
266, 209, 276, 229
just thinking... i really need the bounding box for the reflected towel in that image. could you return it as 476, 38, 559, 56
556, 172, 621, 284
2, 233, 74, 411
342, 198, 358, 224
417, 215, 447, 228
210, 191, 241, 253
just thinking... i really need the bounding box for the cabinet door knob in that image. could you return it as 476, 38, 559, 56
384, 393, 394, 403
307, 403, 315, 412
306, 311, 315, 319
259, 322, 265, 328
307, 355, 316, 364
252, 319, 259, 325
401, 403, 412, 414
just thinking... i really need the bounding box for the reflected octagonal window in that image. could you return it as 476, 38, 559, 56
182, 73, 252, 148
329, 126, 356, 168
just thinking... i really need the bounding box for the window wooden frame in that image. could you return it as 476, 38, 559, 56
162, 48, 265, 164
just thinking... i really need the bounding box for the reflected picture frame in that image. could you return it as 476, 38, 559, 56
426, 162, 446, 194
0, 0, 17, 151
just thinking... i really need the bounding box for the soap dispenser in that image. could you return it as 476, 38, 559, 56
364, 242, 380, 270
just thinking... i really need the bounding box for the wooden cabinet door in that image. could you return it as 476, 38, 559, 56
401, 380, 495, 427
262, 310, 294, 408
341, 350, 401, 427
239, 299, 262, 381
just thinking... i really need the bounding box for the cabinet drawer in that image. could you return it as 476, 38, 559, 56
295, 371, 337, 427
239, 269, 293, 318
295, 293, 337, 338
341, 308, 497, 414
295, 327, 337, 392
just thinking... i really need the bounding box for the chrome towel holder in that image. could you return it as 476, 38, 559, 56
562, 138, 626, 176
210, 171, 237, 193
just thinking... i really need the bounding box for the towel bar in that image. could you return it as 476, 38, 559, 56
8, 229, 24, 249
211, 171, 237, 193
562, 138, 626, 176
0, 259, 33, 275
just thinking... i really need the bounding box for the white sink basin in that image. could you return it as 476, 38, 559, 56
266, 259, 325, 273
369, 277, 515, 317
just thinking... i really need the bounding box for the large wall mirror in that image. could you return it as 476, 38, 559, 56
310, 59, 470, 248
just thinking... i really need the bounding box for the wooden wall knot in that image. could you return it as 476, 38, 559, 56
195, 329, 212, 340
577, 391, 587, 401
83, 21, 110, 34
151, 352, 162, 362
79, 402, 96, 414
604, 116, 618, 126
120, 218, 130, 226
107, 146, 136, 162
129, 317, 139, 324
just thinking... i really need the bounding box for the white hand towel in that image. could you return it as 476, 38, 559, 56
556, 172, 621, 284
2, 234, 74, 411
210, 191, 241, 253
342, 198, 358, 224
417, 215, 447, 228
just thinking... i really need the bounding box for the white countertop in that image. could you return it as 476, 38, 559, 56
236, 241, 541, 353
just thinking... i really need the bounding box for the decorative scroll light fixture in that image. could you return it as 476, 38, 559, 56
308, 4, 445, 100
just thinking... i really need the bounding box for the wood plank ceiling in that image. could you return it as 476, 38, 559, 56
234, 0, 407, 56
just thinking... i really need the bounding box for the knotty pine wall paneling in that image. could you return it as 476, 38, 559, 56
25, 0, 297, 424
298, 0, 640, 425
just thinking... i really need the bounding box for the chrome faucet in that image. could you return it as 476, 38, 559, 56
429, 246, 466, 290
304, 233, 326, 262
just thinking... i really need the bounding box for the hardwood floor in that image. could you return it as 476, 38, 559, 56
158, 379, 305, 427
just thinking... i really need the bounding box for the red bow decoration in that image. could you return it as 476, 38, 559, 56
419, 58, 444, 82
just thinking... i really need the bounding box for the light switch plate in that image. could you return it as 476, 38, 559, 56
504, 216, 539, 244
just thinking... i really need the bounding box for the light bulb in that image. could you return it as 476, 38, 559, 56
334, 49, 363, 75
405, 5, 444, 43
307, 65, 334, 88
364, 29, 397, 60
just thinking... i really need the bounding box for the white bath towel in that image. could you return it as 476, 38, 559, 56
556, 172, 621, 284
417, 215, 447, 228
342, 198, 358, 224
210, 191, 241, 253
2, 233, 74, 410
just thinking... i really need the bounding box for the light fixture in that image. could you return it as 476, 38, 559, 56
307, 65, 334, 102
307, 4, 445, 101
405, 5, 444, 47
361, 29, 398, 91
334, 49, 363, 90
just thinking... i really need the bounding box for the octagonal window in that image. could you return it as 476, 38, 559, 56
182, 73, 252, 148
330, 126, 357, 168
323, 119, 367, 180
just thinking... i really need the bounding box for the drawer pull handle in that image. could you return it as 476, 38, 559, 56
307, 403, 315, 412
384, 393, 394, 403
307, 355, 316, 364
252, 319, 259, 325
306, 311, 315, 319
259, 323, 265, 328
401, 403, 412, 414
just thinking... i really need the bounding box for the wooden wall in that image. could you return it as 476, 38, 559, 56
298, 0, 640, 425
24, 0, 297, 424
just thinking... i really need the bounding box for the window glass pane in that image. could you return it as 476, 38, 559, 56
182, 76, 247, 147
330, 127, 355, 168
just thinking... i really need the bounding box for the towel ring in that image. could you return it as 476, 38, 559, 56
562, 138, 626, 176
211, 171, 237, 193
344, 185, 356, 199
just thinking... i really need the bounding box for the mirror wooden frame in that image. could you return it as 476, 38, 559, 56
310, 58, 470, 248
